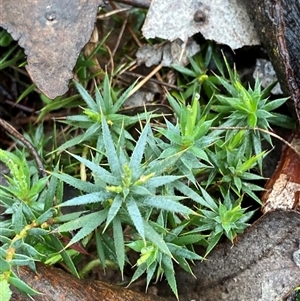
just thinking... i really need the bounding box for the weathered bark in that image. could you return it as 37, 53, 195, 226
242, 0, 300, 122
11, 263, 168, 301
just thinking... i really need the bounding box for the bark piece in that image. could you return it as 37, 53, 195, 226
242, 0, 300, 122
11, 263, 168, 301
161, 211, 300, 301
262, 135, 300, 213
142, 0, 259, 49
0, 0, 105, 99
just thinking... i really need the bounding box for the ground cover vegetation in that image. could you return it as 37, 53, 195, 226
0, 10, 295, 300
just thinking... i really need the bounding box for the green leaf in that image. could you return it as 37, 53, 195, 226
9, 273, 40, 296
172, 64, 196, 77
268, 113, 295, 129
55, 133, 86, 151
127, 240, 145, 252
0, 279, 12, 301
162, 255, 178, 299
56, 210, 107, 233
149, 151, 183, 175
74, 80, 98, 111
113, 216, 125, 277
94, 84, 105, 111
205, 231, 223, 256
49, 235, 79, 278
105, 194, 123, 229
157, 127, 182, 145
130, 185, 152, 196
112, 83, 135, 113
58, 192, 111, 207
167, 93, 182, 118
146, 176, 181, 188
146, 261, 158, 290
102, 117, 121, 175
54, 211, 85, 223
35, 208, 56, 224
129, 262, 147, 284
189, 146, 210, 161
68, 153, 118, 186
144, 222, 171, 257
263, 97, 289, 111
242, 184, 263, 204
64, 211, 108, 249
141, 196, 195, 216
0, 30, 13, 46
126, 197, 145, 239
51, 172, 99, 193
167, 243, 202, 260
174, 256, 193, 274
44, 171, 58, 210
0, 256, 10, 272
247, 113, 257, 128
14, 205, 25, 234
129, 123, 150, 171
80, 123, 101, 142
171, 233, 205, 246
102, 73, 113, 113
95, 232, 107, 268
20, 243, 44, 260
199, 187, 219, 212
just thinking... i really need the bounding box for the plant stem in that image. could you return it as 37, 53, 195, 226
0, 118, 45, 176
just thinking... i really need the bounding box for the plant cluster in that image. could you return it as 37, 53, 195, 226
0, 43, 294, 300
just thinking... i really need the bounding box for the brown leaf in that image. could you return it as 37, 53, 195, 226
164, 211, 300, 301
262, 135, 300, 213
0, 0, 105, 99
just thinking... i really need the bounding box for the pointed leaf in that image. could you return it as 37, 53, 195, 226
49, 235, 79, 278
167, 243, 202, 260
129, 262, 147, 284
148, 151, 183, 175
162, 255, 178, 299
74, 80, 98, 111
141, 196, 195, 215
69, 153, 118, 186
80, 123, 101, 142
95, 232, 107, 269
105, 194, 123, 228
129, 123, 150, 171
51, 170, 97, 193
112, 84, 135, 112
9, 273, 40, 296
94, 84, 105, 111
126, 197, 145, 239
56, 210, 107, 233
113, 216, 125, 277
205, 232, 223, 256
0, 279, 12, 301
263, 97, 289, 111
144, 221, 171, 257
58, 192, 110, 207
0, 256, 10, 272
55, 133, 86, 151
102, 117, 121, 174
146, 176, 181, 188
64, 210, 108, 248
146, 261, 158, 290
102, 73, 113, 113
200, 187, 219, 212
